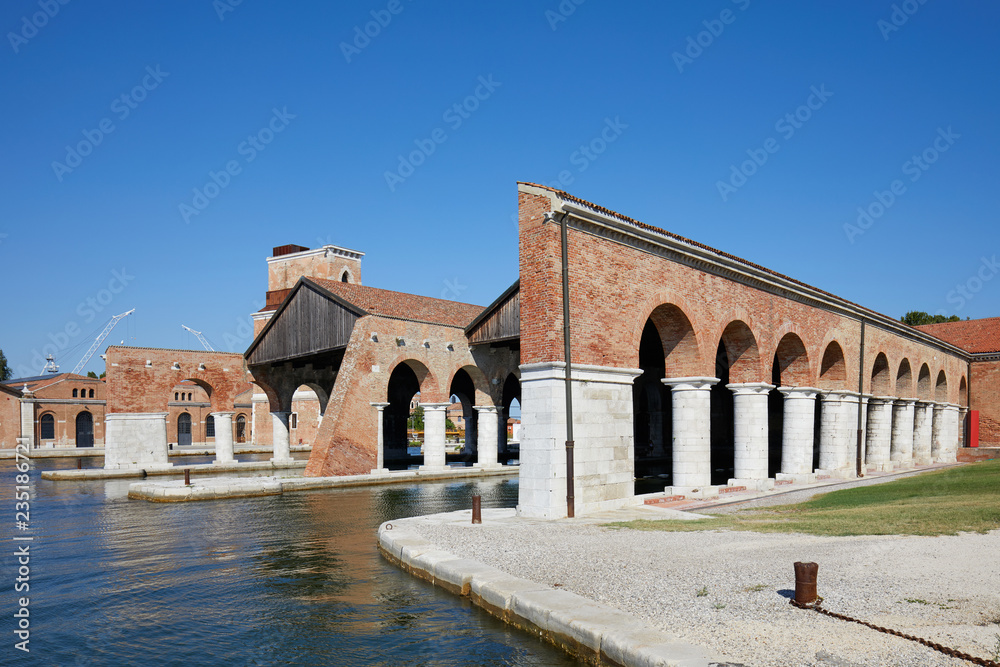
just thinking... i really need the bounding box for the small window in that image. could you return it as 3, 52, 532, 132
72, 389, 78, 398
187, 393, 192, 401
175, 392, 179, 401
206, 415, 215, 438
290, 413, 298, 429
341, 271, 349, 282
40, 414, 55, 440
89, 389, 94, 398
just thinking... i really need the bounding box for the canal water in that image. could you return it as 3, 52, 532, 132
1, 456, 578, 666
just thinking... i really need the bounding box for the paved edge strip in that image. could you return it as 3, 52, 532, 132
125, 466, 520, 502
40, 460, 309, 481
377, 514, 726, 667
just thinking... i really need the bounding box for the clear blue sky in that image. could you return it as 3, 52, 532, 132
2, 0, 998, 378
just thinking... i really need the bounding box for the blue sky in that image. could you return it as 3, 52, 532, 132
2, 0, 998, 378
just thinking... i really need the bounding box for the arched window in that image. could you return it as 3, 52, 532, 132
341, 270, 349, 282
206, 415, 215, 438
89, 389, 94, 398
290, 413, 298, 429
236, 415, 247, 443
188, 393, 192, 401
175, 392, 179, 401
40, 414, 55, 440
72, 389, 78, 398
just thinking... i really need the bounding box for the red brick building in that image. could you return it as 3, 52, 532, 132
1, 373, 107, 448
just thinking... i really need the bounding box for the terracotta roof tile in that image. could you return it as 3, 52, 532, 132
916, 317, 1000, 354
309, 279, 483, 329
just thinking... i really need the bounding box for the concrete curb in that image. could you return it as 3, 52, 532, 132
378, 512, 731, 667
2, 444, 311, 460
41, 459, 308, 481
127, 465, 520, 502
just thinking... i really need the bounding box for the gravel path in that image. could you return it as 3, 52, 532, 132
411, 509, 1000, 666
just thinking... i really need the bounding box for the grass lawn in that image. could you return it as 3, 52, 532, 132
610, 460, 1000, 537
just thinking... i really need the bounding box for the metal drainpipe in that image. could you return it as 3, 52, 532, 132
558, 211, 575, 518
856, 319, 865, 477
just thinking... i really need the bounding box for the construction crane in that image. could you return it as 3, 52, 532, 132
70, 308, 135, 376
181, 325, 215, 352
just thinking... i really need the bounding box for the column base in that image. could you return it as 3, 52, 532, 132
813, 468, 856, 480
270, 456, 293, 464
775, 472, 817, 485
728, 478, 774, 492
213, 458, 236, 465
370, 468, 391, 475
866, 462, 897, 473
664, 485, 720, 499
418, 464, 448, 472
913, 456, 933, 466
473, 462, 504, 470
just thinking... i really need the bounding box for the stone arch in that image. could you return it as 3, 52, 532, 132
75, 410, 94, 447
181, 378, 215, 406
917, 363, 932, 399
895, 359, 913, 397
773, 333, 811, 386
718, 321, 761, 383
383, 360, 431, 469
39, 412, 56, 440
959, 376, 968, 407
499, 373, 521, 457
935, 370, 948, 402
386, 357, 441, 402
448, 368, 482, 461
445, 364, 491, 406
646, 303, 703, 377
871, 353, 891, 395
818, 341, 847, 390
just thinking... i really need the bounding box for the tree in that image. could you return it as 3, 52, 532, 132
900, 311, 961, 326
0, 349, 11, 382
407, 405, 424, 431
86, 371, 106, 379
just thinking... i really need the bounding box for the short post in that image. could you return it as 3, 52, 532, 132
184, 468, 191, 485
793, 561, 819, 606
471, 495, 482, 524
77, 458, 82, 470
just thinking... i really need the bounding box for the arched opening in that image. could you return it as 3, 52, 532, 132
917, 364, 931, 399
935, 371, 948, 402
235, 414, 247, 443
896, 359, 913, 397
819, 342, 847, 389
341, 270, 349, 282
633, 319, 672, 494
88, 389, 94, 398
499, 373, 521, 462
177, 413, 192, 447
767, 354, 783, 477
385, 363, 424, 470
40, 414, 55, 441
289, 384, 323, 446
710, 341, 735, 485
648, 304, 701, 377
871, 353, 891, 395
448, 369, 478, 466
75, 411, 94, 447
959, 376, 968, 407
770, 333, 810, 476
72, 389, 78, 398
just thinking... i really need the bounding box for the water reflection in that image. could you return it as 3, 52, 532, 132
0, 460, 574, 666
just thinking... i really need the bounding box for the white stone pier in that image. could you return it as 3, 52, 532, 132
865, 397, 895, 471
663, 377, 719, 493
939, 403, 960, 463
889, 399, 916, 468
727, 382, 773, 489
777, 387, 818, 482
913, 401, 934, 465
420, 403, 450, 471
816, 390, 858, 477
104, 412, 171, 470
270, 411, 292, 463
370, 402, 390, 473
211, 411, 236, 464
474, 406, 501, 469
931, 402, 946, 462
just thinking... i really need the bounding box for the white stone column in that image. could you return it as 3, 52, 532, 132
727, 382, 773, 488
939, 404, 960, 463
474, 406, 501, 469
777, 387, 819, 481
662, 377, 719, 494
931, 402, 946, 463
104, 413, 171, 470
817, 390, 858, 477
912, 401, 934, 465
889, 399, 916, 468
420, 403, 450, 471
19, 391, 35, 450
211, 411, 236, 464
958, 407, 969, 449
865, 397, 895, 471
370, 402, 390, 473
270, 411, 292, 463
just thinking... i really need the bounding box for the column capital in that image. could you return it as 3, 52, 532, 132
778, 386, 819, 399
210, 411, 236, 418
662, 376, 719, 391
726, 382, 774, 395
474, 405, 499, 413
893, 398, 918, 407
270, 410, 291, 416
421, 403, 451, 411
869, 395, 897, 405
370, 402, 390, 410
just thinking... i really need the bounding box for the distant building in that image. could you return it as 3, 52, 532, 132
1, 373, 106, 448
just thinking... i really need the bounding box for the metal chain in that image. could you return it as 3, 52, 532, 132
790, 598, 1000, 666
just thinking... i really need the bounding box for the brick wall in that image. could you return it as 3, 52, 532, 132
972, 359, 1000, 445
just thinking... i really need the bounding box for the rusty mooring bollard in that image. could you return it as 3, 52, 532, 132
471, 495, 482, 524
794, 562, 819, 605
184, 468, 191, 485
